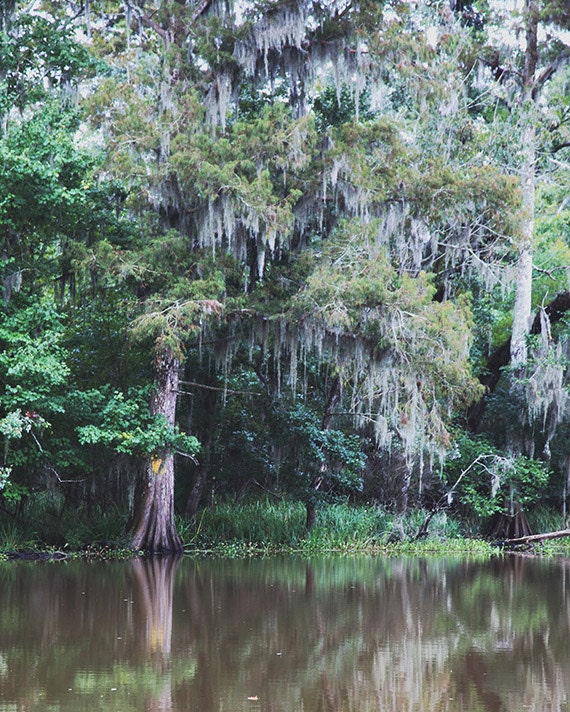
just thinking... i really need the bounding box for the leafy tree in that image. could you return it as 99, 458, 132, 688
3, 0, 567, 548
66, 0, 526, 541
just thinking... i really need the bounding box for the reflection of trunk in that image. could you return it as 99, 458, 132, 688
131, 556, 180, 660
305, 375, 341, 531
305, 564, 315, 596
131, 556, 181, 712
453, 649, 504, 712
130, 348, 183, 553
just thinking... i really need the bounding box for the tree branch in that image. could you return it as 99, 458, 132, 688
502, 529, 570, 545
179, 380, 262, 396
467, 291, 570, 432
532, 47, 570, 99
192, 0, 213, 22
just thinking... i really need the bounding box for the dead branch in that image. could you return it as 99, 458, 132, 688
502, 529, 570, 545
179, 380, 262, 396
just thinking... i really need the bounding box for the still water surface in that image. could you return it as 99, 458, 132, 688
0, 554, 569, 711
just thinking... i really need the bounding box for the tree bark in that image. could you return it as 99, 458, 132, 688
510, 120, 535, 369
184, 385, 217, 518
510, 0, 539, 370
130, 348, 183, 553
305, 375, 341, 531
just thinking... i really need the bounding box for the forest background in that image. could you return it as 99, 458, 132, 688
0, 0, 568, 553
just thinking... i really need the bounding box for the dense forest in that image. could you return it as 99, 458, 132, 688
0, 0, 568, 552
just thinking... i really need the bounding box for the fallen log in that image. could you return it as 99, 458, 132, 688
501, 529, 570, 546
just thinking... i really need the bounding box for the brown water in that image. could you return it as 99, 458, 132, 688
0, 554, 569, 711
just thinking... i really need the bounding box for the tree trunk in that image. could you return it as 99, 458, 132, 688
305, 374, 341, 531
510, 0, 539, 370
184, 385, 217, 519
305, 500, 317, 531
185, 465, 207, 519
510, 120, 535, 369
129, 348, 183, 553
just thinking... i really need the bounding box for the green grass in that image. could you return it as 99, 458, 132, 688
0, 521, 39, 552
180, 499, 484, 556
179, 500, 307, 549
526, 505, 568, 534
0, 496, 499, 559
0, 498, 130, 556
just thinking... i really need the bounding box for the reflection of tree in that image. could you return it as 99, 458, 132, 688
130, 555, 181, 711
2, 557, 570, 710
170, 556, 570, 711
451, 650, 505, 712
131, 556, 180, 661
0, 558, 191, 712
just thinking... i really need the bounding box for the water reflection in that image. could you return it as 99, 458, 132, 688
0, 555, 569, 711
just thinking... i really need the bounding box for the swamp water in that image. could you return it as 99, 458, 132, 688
0, 554, 568, 711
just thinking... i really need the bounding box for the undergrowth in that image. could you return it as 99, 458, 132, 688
0, 498, 130, 555
0, 497, 526, 558
180, 499, 484, 555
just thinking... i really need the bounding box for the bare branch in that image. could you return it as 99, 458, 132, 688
47, 465, 85, 484
175, 450, 199, 465
192, 0, 212, 22
533, 47, 570, 99
179, 380, 262, 396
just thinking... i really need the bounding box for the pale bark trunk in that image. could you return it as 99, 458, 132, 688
130, 348, 183, 553
510, 0, 539, 371
510, 121, 535, 369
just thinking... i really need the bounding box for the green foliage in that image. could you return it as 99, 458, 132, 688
0, 0, 565, 544
0, 12, 92, 114
284, 402, 366, 497
313, 84, 376, 132
0, 497, 130, 551
292, 221, 481, 410
443, 430, 552, 519
75, 387, 200, 457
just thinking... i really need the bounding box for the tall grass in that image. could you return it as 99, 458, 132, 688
526, 505, 567, 534
180, 500, 468, 553
182, 500, 307, 549
0, 496, 474, 555
0, 500, 129, 553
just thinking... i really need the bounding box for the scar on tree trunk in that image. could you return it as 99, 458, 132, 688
129, 347, 183, 554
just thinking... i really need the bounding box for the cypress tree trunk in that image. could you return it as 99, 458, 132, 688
130, 348, 183, 554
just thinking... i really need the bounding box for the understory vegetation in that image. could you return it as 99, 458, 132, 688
1, 498, 569, 558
